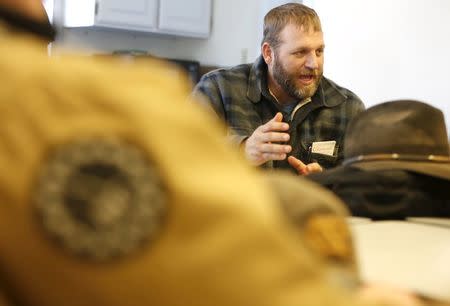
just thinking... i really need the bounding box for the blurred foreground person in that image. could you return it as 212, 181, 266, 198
0, 30, 358, 306
0, 1, 424, 306
0, 26, 344, 306
309, 100, 450, 219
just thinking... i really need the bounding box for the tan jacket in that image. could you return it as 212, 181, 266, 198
0, 30, 369, 306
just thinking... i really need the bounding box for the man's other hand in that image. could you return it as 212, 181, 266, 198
287, 156, 323, 176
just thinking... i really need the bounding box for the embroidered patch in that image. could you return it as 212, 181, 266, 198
34, 138, 166, 261
303, 215, 355, 266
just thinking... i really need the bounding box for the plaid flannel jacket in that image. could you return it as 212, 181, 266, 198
192, 56, 365, 170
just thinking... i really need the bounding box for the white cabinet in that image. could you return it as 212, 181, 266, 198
158, 0, 211, 38
96, 0, 158, 31
61, 0, 211, 38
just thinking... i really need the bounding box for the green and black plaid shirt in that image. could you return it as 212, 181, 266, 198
193, 56, 365, 170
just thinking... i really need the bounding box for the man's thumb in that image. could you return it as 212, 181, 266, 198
272, 112, 283, 122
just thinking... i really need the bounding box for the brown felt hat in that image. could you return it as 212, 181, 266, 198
343, 100, 450, 180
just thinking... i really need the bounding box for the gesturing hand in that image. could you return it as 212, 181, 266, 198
243, 112, 292, 166
287, 156, 323, 176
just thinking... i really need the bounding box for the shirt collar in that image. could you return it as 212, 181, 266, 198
247, 55, 266, 103
247, 55, 348, 108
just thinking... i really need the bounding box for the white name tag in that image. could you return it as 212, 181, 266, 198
311, 141, 336, 156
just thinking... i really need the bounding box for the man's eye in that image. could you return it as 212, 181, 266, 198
294, 50, 307, 56
316, 49, 324, 56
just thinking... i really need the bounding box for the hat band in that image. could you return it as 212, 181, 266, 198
343, 153, 450, 166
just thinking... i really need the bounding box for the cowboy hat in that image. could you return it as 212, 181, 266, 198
342, 100, 450, 180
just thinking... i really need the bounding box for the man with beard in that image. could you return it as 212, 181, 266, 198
193, 3, 364, 175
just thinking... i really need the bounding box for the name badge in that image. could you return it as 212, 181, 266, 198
311, 141, 336, 156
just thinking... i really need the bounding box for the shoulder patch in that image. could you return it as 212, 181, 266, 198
33, 138, 167, 261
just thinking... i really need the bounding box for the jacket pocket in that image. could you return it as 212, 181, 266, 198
309, 152, 339, 169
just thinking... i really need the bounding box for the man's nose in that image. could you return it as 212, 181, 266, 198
305, 53, 319, 70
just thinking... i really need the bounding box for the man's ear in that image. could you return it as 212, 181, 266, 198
261, 42, 274, 65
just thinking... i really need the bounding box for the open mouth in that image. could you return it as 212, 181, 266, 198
299, 74, 315, 84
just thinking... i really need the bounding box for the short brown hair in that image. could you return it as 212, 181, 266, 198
262, 3, 322, 49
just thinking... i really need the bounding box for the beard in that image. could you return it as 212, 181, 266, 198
272, 54, 322, 101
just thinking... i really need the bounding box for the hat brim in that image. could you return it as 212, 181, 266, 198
351, 160, 450, 180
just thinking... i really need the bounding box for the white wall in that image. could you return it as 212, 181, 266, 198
53, 0, 450, 133
304, 0, 450, 133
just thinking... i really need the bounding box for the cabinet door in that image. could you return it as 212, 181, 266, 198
158, 0, 211, 38
96, 0, 158, 31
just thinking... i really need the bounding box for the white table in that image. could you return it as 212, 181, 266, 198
350, 220, 450, 302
